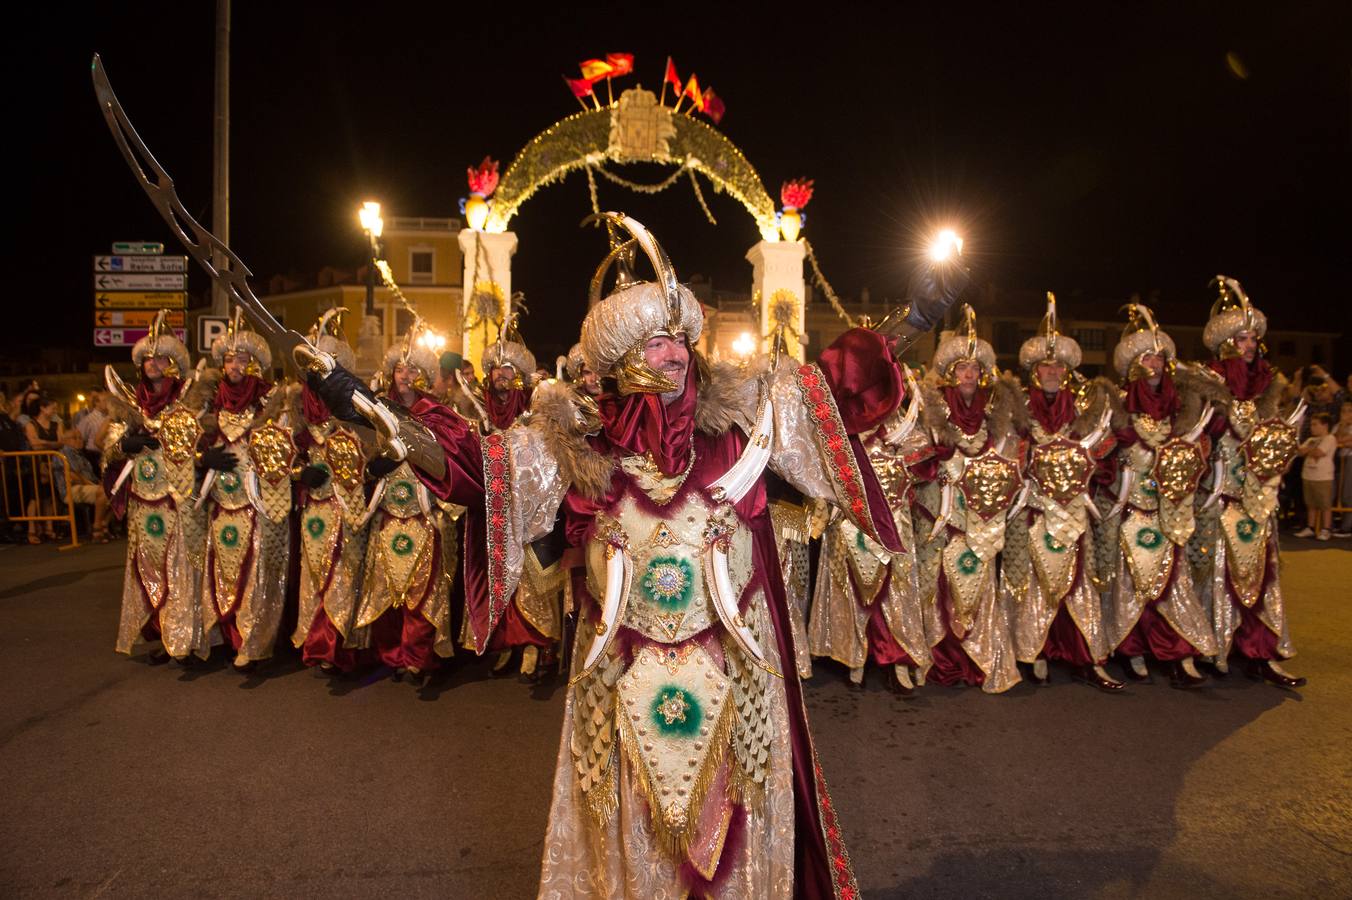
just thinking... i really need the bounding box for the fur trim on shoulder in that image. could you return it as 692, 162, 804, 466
695, 358, 760, 436
918, 382, 950, 437
989, 374, 1028, 446
257, 381, 290, 425
180, 365, 221, 413
1173, 362, 1231, 435
528, 380, 615, 502
1256, 371, 1288, 420
1073, 377, 1123, 436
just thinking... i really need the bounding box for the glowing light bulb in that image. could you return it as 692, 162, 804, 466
928, 229, 963, 262
464, 194, 490, 231
358, 201, 384, 238
732, 332, 757, 357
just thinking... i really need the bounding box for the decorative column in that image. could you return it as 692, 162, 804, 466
746, 239, 807, 360
459, 229, 518, 374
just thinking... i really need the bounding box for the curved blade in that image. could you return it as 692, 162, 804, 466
91, 54, 313, 372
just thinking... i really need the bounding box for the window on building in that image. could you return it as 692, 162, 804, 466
410, 248, 435, 284
1071, 328, 1105, 351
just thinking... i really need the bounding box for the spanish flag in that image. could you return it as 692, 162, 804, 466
605, 53, 634, 76
565, 76, 595, 99
579, 58, 615, 82
664, 57, 681, 92
683, 75, 704, 111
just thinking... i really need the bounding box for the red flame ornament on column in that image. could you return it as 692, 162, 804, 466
779, 178, 814, 242
464, 157, 500, 232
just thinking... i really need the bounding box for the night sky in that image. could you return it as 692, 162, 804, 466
14, 2, 1352, 367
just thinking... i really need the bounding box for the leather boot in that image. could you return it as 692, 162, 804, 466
1256, 659, 1306, 688
1169, 658, 1207, 688
1075, 664, 1124, 692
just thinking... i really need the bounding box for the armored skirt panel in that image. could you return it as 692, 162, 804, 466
203, 435, 292, 664
292, 428, 373, 663
114, 444, 209, 660
545, 488, 796, 899
355, 462, 456, 661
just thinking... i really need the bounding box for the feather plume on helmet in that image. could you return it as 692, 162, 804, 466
578, 213, 704, 396
382, 318, 440, 386
1112, 300, 1177, 380
1202, 275, 1267, 358
931, 304, 998, 383
1018, 292, 1082, 372
480, 294, 536, 380
210, 306, 272, 371
131, 308, 191, 378
309, 307, 356, 372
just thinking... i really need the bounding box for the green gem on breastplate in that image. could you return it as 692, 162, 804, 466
641, 556, 695, 611
650, 686, 702, 737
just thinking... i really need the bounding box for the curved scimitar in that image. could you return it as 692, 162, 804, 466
244, 469, 263, 514
927, 481, 956, 543
1106, 468, 1134, 521
707, 382, 774, 504
416, 482, 432, 516
885, 365, 923, 445
1183, 403, 1215, 443
1286, 398, 1308, 428
1201, 459, 1225, 512
1083, 492, 1101, 522
1007, 483, 1031, 521
357, 478, 387, 529
706, 544, 779, 676
110, 460, 134, 498
194, 469, 217, 510
572, 543, 631, 683
291, 343, 337, 378
352, 393, 409, 463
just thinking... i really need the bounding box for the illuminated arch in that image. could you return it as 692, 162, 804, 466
483, 98, 777, 237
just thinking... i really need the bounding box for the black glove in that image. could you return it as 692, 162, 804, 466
120, 431, 160, 454
904, 257, 972, 333
199, 446, 237, 472
296, 465, 330, 489
367, 456, 400, 479
306, 363, 377, 428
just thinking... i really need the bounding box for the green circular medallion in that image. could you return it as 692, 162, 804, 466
219, 524, 240, 548
649, 686, 702, 737
957, 549, 980, 575
641, 556, 694, 611
1135, 527, 1163, 549
1236, 517, 1258, 543
306, 517, 326, 540
144, 513, 165, 538
1043, 533, 1067, 554
391, 533, 415, 556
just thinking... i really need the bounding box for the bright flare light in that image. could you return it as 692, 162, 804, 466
417, 331, 447, 352
732, 332, 757, 357
358, 201, 384, 238
928, 229, 964, 262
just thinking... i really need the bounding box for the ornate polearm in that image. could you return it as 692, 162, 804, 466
90, 54, 446, 480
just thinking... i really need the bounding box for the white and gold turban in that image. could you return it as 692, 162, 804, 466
932, 304, 997, 381
210, 306, 273, 370
482, 339, 537, 377
131, 308, 191, 377
309, 306, 356, 372
1113, 302, 1176, 379
1202, 275, 1267, 357
565, 342, 587, 380
1018, 292, 1082, 371
578, 213, 704, 394
383, 321, 439, 384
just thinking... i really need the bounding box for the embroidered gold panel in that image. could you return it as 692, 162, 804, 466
1120, 509, 1174, 605
375, 514, 434, 607
1220, 503, 1268, 607
211, 507, 256, 615
131, 498, 175, 610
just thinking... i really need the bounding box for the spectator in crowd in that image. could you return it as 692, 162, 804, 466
1301, 370, 1343, 436
0, 387, 26, 452
1295, 412, 1337, 541
21, 393, 61, 543
1334, 400, 1352, 538
0, 387, 31, 544
76, 389, 108, 471
55, 427, 111, 543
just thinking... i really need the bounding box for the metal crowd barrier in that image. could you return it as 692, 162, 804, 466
0, 450, 80, 550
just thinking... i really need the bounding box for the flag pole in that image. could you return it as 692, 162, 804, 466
659, 58, 670, 107
606, 76, 614, 106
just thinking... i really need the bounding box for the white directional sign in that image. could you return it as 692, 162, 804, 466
94, 327, 188, 347
94, 255, 188, 273
111, 241, 164, 255
197, 316, 229, 353
93, 272, 187, 291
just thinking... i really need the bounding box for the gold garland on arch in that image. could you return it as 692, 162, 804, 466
802, 239, 857, 327
585, 163, 718, 226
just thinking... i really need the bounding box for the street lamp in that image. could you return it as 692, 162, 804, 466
358, 201, 384, 319
732, 331, 757, 358
928, 228, 964, 262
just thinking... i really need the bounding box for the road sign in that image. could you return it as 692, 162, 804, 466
94, 291, 187, 309
94, 327, 187, 347
94, 255, 188, 273
94, 309, 186, 328
93, 272, 187, 291
111, 241, 164, 255
197, 316, 229, 353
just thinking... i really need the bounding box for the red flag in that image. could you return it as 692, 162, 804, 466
605, 53, 634, 76
579, 58, 614, 82
683, 75, 704, 110
565, 76, 594, 98
664, 57, 681, 91
702, 88, 725, 124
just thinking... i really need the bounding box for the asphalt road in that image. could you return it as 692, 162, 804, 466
0, 537, 1348, 899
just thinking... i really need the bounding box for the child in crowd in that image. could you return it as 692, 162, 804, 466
1334, 401, 1352, 538
1295, 412, 1337, 541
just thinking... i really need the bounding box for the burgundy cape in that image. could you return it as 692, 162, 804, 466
404, 329, 906, 898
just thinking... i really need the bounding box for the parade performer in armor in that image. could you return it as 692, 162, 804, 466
290, 309, 373, 673
106, 311, 213, 663
808, 375, 931, 693
911, 305, 1024, 693
1006, 294, 1123, 691
201, 308, 292, 670
353, 326, 458, 682
308, 213, 967, 898
481, 325, 537, 431
1194, 276, 1305, 687
1101, 304, 1223, 686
